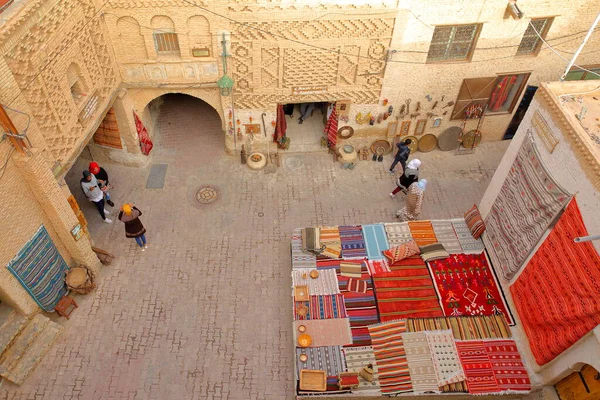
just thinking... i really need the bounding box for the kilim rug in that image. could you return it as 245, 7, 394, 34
342, 346, 382, 394
431, 220, 462, 254
296, 346, 346, 377
319, 226, 341, 245
309, 294, 348, 319
484, 132, 570, 280
384, 222, 413, 247
339, 225, 367, 259
366, 260, 390, 275
340, 262, 362, 278
291, 228, 316, 269
510, 198, 600, 365
368, 320, 413, 395
408, 220, 438, 246
427, 253, 515, 325
294, 318, 353, 347
319, 260, 378, 346
362, 224, 390, 260
7, 225, 69, 312
484, 339, 531, 392
406, 315, 512, 340
455, 340, 500, 395
292, 268, 340, 295
401, 332, 439, 394
372, 257, 443, 321
346, 278, 368, 294
426, 330, 465, 386
450, 218, 485, 254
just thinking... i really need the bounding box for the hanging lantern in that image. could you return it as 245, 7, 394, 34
217, 74, 234, 96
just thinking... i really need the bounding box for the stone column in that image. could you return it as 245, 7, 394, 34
13, 149, 102, 274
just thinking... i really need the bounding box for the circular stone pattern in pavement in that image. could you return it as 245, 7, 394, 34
195, 185, 219, 204
284, 156, 304, 170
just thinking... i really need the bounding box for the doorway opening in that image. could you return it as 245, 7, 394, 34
281, 102, 331, 152
503, 85, 538, 140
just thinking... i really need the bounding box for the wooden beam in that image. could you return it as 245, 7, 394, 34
0, 104, 27, 154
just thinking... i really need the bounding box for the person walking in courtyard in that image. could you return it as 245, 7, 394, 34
89, 161, 114, 207
396, 179, 427, 221
390, 159, 421, 198
389, 139, 412, 173
118, 203, 148, 251
80, 171, 112, 223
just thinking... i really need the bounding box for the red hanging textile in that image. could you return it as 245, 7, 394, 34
489, 76, 517, 112
324, 104, 337, 147
133, 112, 153, 155
274, 104, 287, 146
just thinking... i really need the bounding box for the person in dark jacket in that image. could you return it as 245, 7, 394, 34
118, 203, 147, 251
389, 139, 412, 173
89, 161, 115, 207
390, 159, 421, 198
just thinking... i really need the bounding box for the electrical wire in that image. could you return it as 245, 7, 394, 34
0, 103, 31, 135
0, 147, 16, 185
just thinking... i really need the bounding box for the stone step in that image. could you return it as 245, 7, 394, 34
0, 314, 49, 372
0, 311, 28, 357
1, 319, 64, 385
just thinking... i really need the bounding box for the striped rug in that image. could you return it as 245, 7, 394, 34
339, 225, 367, 259
484, 339, 531, 392
366, 259, 390, 275
296, 346, 346, 377
431, 220, 462, 254
450, 218, 485, 254
291, 228, 316, 269
373, 257, 443, 322
384, 222, 413, 247
368, 320, 413, 395
362, 223, 390, 260
343, 346, 381, 394
426, 330, 465, 386
455, 340, 500, 395
319, 226, 341, 245
408, 220, 438, 246
401, 332, 439, 394
406, 315, 512, 340
309, 294, 348, 319
292, 268, 340, 295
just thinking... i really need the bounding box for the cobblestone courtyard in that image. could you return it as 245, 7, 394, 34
3, 95, 511, 399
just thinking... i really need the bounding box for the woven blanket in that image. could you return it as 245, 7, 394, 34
511, 198, 600, 365
406, 315, 512, 340
342, 346, 381, 394
450, 218, 485, 254
372, 258, 443, 321
401, 332, 439, 394
7, 225, 68, 312
309, 294, 348, 319
431, 220, 462, 254
339, 225, 367, 258
291, 228, 316, 269
427, 253, 514, 325
296, 346, 346, 377
484, 132, 570, 280
319, 260, 378, 346
346, 278, 367, 294
319, 226, 341, 245
302, 227, 322, 253
484, 339, 531, 392
362, 224, 390, 260
321, 245, 342, 259
384, 222, 413, 247
368, 320, 413, 395
455, 340, 500, 395
408, 221, 438, 246
340, 262, 362, 278
292, 268, 340, 295
426, 330, 465, 386
294, 318, 353, 347
366, 260, 390, 275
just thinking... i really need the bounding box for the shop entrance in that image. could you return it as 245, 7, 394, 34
281, 102, 331, 152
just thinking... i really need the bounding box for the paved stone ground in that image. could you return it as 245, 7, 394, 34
3, 94, 516, 400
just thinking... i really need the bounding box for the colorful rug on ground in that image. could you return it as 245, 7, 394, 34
451, 218, 485, 254
295, 346, 346, 377
342, 346, 381, 394
339, 225, 368, 258
431, 220, 462, 254
318, 260, 378, 346
319, 226, 342, 259
366, 259, 390, 275
362, 224, 390, 260
372, 257, 443, 321
484, 132, 571, 280
406, 315, 512, 340
511, 198, 600, 365
7, 225, 69, 312
291, 228, 316, 269
294, 318, 353, 347
427, 253, 515, 325
426, 330, 465, 386
455, 340, 499, 394
308, 294, 348, 319
384, 222, 413, 247
292, 268, 340, 295
368, 320, 413, 395
401, 332, 439, 394
408, 220, 438, 246
484, 339, 531, 392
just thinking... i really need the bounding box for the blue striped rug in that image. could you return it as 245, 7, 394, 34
362, 224, 390, 260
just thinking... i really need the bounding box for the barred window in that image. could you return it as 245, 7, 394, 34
153, 32, 180, 54
565, 65, 600, 81
516, 18, 553, 56
427, 24, 481, 62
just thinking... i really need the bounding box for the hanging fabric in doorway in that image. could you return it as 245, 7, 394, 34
133, 112, 154, 155
324, 104, 338, 147
274, 104, 287, 147
7, 225, 69, 312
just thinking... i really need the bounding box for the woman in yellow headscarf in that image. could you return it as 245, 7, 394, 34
118, 203, 148, 251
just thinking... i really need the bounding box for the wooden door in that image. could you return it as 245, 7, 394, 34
556, 365, 600, 400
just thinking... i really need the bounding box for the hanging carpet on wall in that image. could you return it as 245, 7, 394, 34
511, 198, 600, 365
483, 132, 570, 280
7, 225, 69, 312
133, 112, 153, 156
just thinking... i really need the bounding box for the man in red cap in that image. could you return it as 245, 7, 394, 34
89, 161, 115, 207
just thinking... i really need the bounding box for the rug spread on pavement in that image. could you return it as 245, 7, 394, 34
294, 318, 353, 347
292, 268, 340, 295
401, 332, 439, 394
426, 330, 465, 387
431, 220, 462, 254
296, 346, 346, 377
406, 315, 512, 340
384, 222, 413, 247
339, 225, 368, 259
408, 220, 438, 246
451, 218, 485, 254
362, 224, 390, 260
342, 346, 381, 394
291, 228, 316, 269
455, 340, 500, 394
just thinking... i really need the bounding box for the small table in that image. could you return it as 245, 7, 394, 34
55, 296, 78, 319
